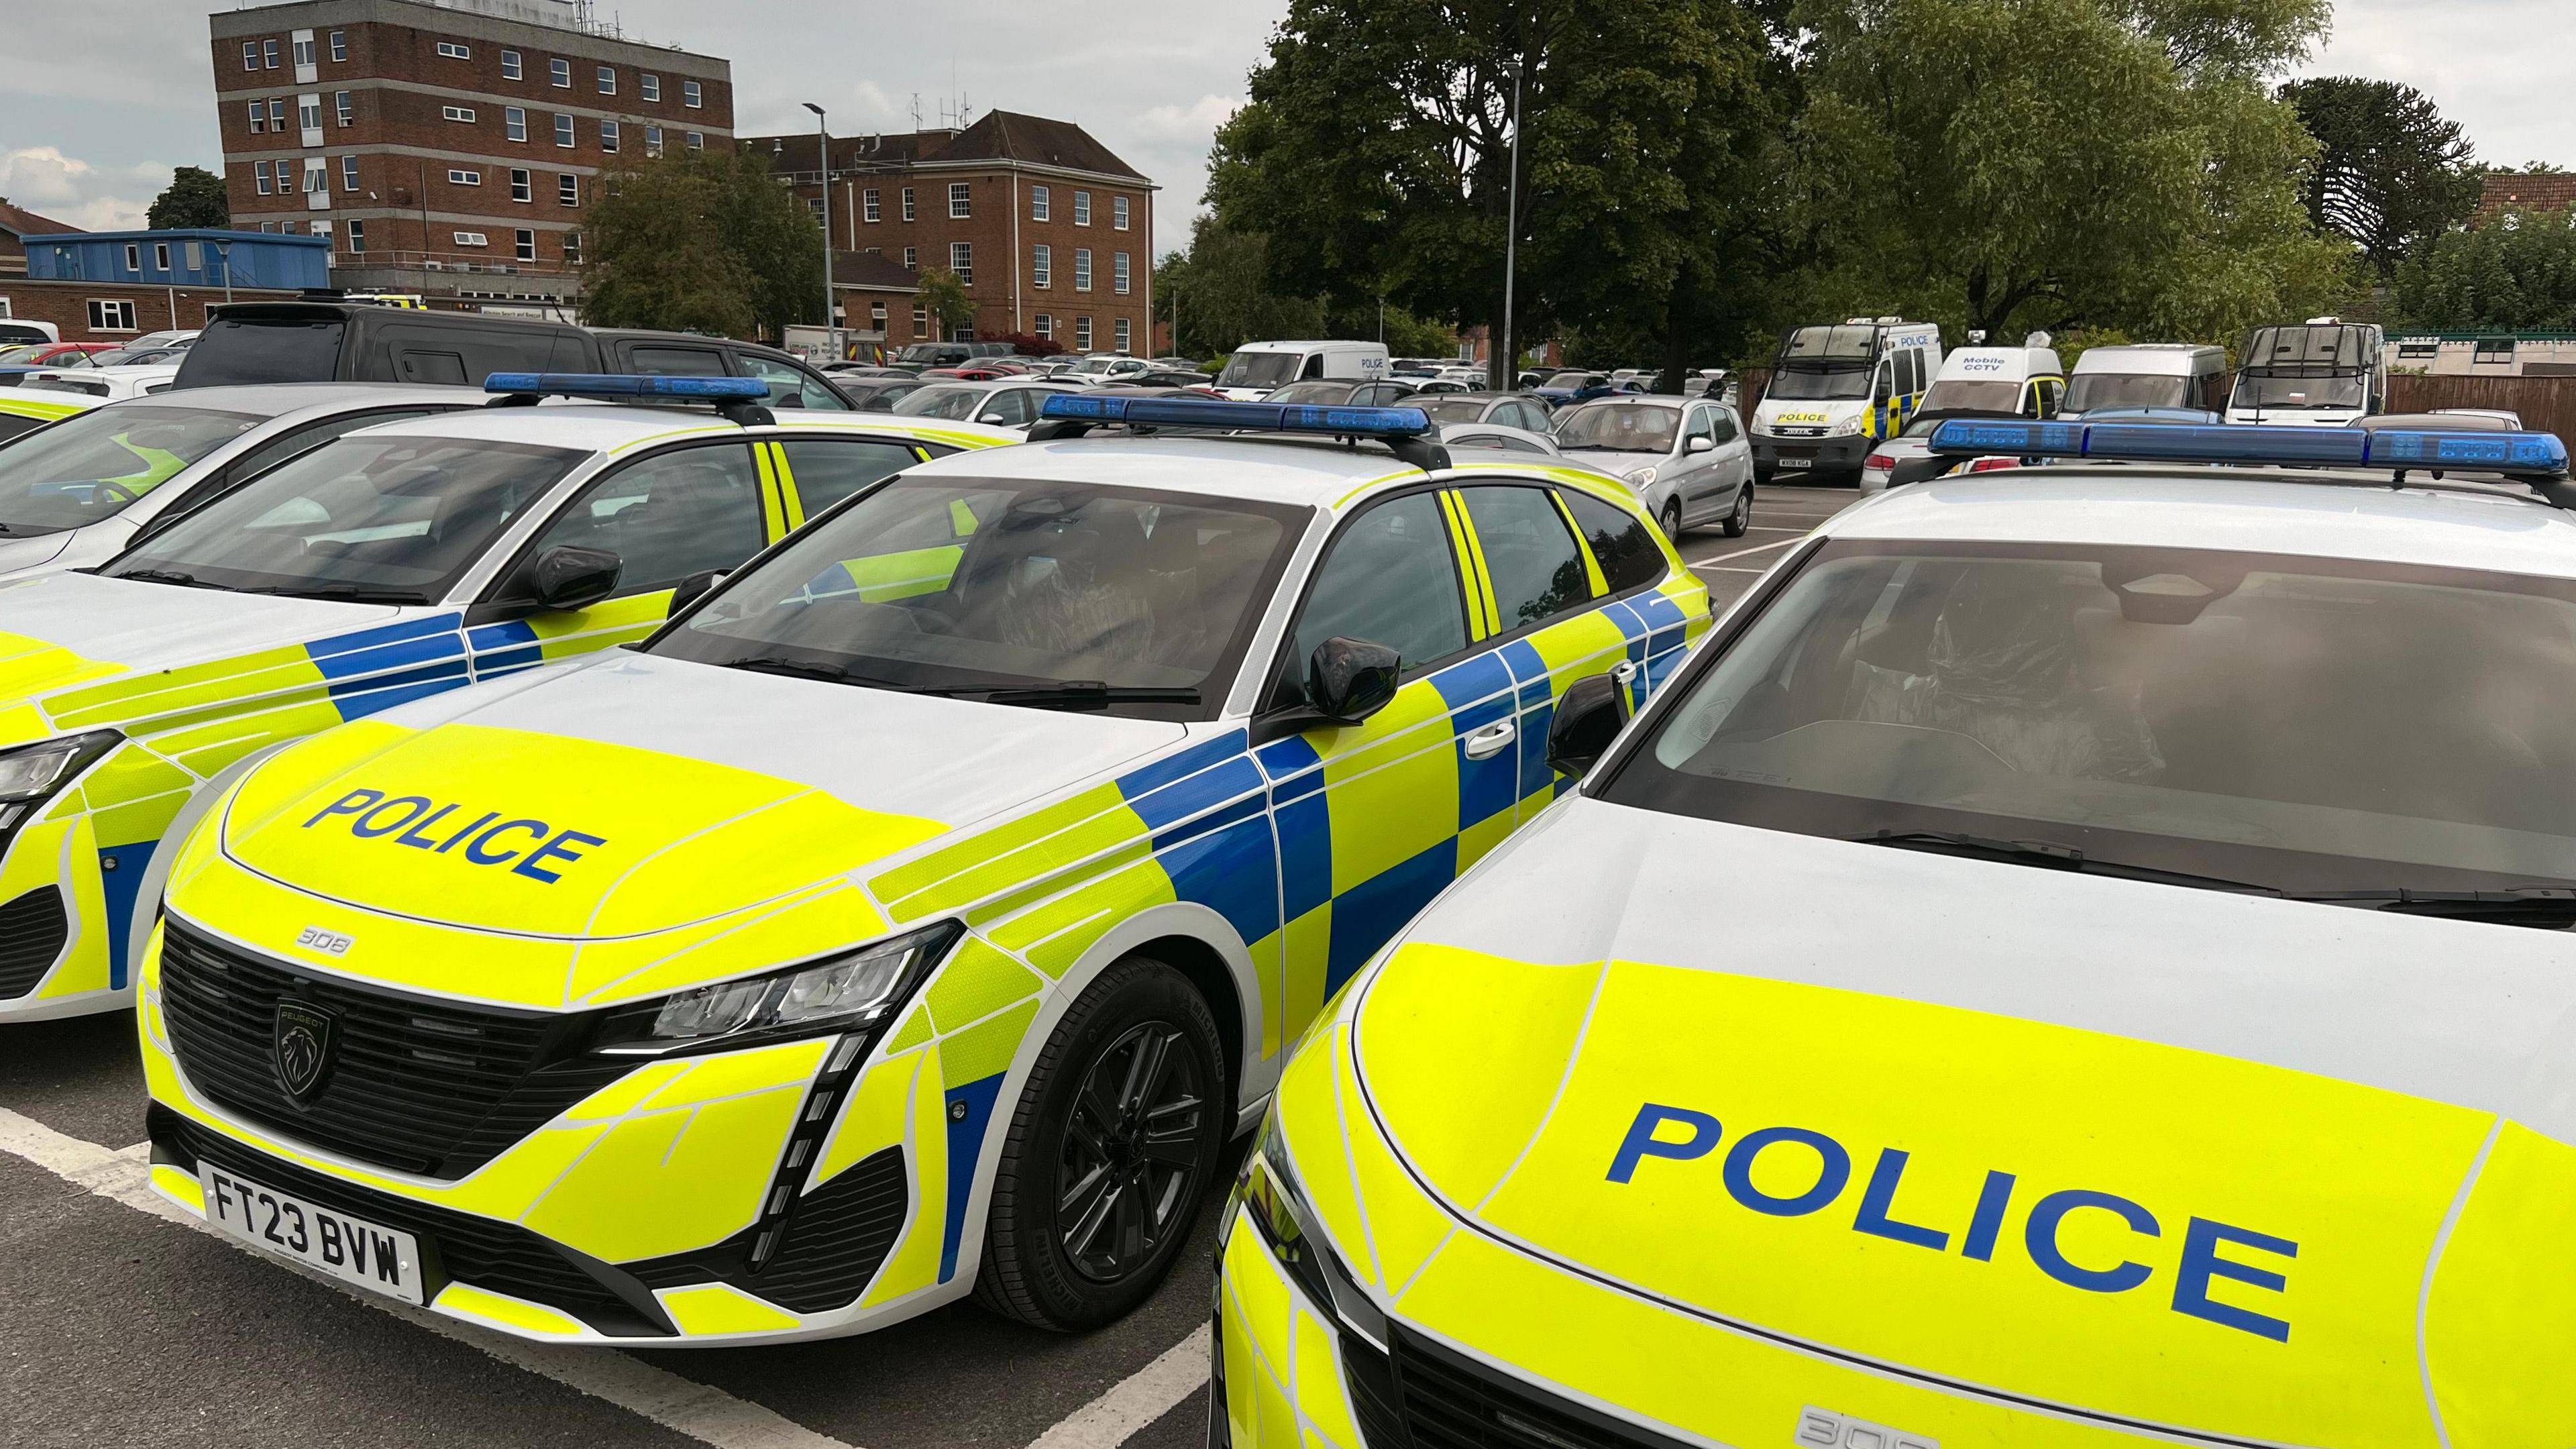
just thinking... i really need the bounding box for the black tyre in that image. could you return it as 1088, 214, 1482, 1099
1720, 482, 1752, 538
974, 955, 1226, 1331
1659, 497, 1684, 543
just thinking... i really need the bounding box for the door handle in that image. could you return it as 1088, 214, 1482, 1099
1462, 720, 1516, 759
1611, 661, 1640, 686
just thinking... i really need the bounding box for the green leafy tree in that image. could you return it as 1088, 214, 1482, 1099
915, 267, 975, 341
1154, 217, 1458, 362
1207, 0, 1777, 387
146, 166, 230, 230
581, 147, 822, 339
2396, 207, 2576, 330
2279, 77, 2481, 276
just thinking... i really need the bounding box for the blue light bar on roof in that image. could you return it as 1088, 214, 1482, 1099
482, 372, 771, 401
1927, 418, 2571, 480
1037, 392, 1431, 437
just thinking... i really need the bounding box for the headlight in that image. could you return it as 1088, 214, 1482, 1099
599, 920, 959, 1057
0, 731, 119, 804
1831, 414, 1868, 436
1222, 1110, 1389, 1344
1625, 466, 1658, 487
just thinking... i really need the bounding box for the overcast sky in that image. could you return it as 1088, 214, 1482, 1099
0, 1, 2566, 252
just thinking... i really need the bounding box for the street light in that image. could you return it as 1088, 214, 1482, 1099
1499, 57, 1525, 390
803, 101, 836, 360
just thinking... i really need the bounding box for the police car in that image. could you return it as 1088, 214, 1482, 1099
134, 393, 1709, 1344
0, 375, 1010, 1022
1217, 419, 2576, 1447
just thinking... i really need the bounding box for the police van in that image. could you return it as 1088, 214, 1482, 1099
1210, 340, 1391, 401
1750, 318, 1942, 484
2227, 318, 2387, 427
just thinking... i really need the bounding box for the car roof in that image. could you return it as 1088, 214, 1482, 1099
346, 402, 1014, 452
903, 432, 1463, 508
1566, 392, 1684, 409
1827, 468, 2576, 579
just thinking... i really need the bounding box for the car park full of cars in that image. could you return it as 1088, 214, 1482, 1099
1216, 416, 2576, 1449
0, 374, 1012, 1024
130, 391, 1708, 1346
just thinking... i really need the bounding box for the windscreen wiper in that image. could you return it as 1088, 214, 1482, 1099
241, 583, 432, 604
1850, 829, 2280, 894
113, 568, 225, 590
960, 682, 1203, 710
718, 655, 933, 691
2286, 888, 2576, 928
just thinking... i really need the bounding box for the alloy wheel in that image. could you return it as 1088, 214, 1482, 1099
1053, 1021, 1208, 1283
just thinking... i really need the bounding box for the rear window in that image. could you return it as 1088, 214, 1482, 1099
174, 317, 347, 388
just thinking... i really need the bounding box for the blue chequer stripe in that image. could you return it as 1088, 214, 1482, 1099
466, 619, 545, 676
938, 1072, 1007, 1283
1326, 838, 1456, 993
305, 614, 471, 718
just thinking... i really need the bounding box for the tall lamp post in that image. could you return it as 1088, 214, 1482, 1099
803, 101, 837, 360
1499, 58, 1525, 390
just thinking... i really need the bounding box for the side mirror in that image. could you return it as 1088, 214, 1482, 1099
667, 567, 725, 616
979, 412, 1008, 424
1684, 435, 1714, 455
1546, 672, 1633, 778
1305, 636, 1401, 724
530, 545, 621, 612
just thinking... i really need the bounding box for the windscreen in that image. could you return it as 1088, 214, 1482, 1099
0, 404, 261, 534
1919, 379, 2023, 415
652, 476, 1310, 721
108, 433, 582, 602
1766, 368, 1872, 401
1267, 380, 1359, 405
173, 317, 347, 388
1609, 539, 2576, 900
2233, 373, 2367, 411
2063, 373, 2190, 413
1420, 397, 1492, 424
1555, 403, 1678, 454
1216, 352, 1300, 390
1778, 325, 1879, 364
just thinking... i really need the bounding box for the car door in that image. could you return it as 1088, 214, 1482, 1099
1676, 405, 1726, 521
1709, 403, 1754, 492
464, 440, 775, 675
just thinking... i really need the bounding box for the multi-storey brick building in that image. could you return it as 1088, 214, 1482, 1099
209, 0, 733, 311
749, 111, 1156, 356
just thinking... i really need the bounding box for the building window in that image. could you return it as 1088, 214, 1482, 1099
549, 57, 572, 88
948, 181, 971, 218
1075, 316, 1092, 351
1113, 196, 1130, 231
1115, 317, 1132, 352
292, 38, 314, 68
902, 246, 916, 270
347, 217, 365, 254
912, 304, 928, 337
950, 241, 972, 284
683, 78, 702, 108
559, 174, 580, 206
1032, 244, 1051, 288
505, 107, 527, 142
342, 154, 360, 191
862, 187, 880, 223
516, 229, 537, 263
901, 186, 915, 221
89, 299, 138, 333
555, 113, 575, 148
304, 163, 328, 196
263, 38, 280, 68
870, 301, 887, 329
1034, 313, 1052, 341
1073, 191, 1091, 226
269, 98, 286, 129
453, 231, 488, 247
123, 244, 141, 272
243, 40, 259, 71
563, 230, 582, 263
301, 97, 323, 130
1114, 252, 1130, 294
641, 73, 660, 102
807, 197, 824, 220
645, 125, 663, 156
153, 242, 171, 271
1074, 248, 1092, 292
443, 105, 476, 123
436, 40, 470, 59
248, 100, 266, 133
501, 48, 521, 80
511, 168, 532, 202
335, 90, 352, 125
449, 168, 482, 185
600, 119, 619, 153
329, 30, 346, 62
596, 65, 615, 95
254, 160, 272, 195
1031, 184, 1050, 221
686, 131, 703, 150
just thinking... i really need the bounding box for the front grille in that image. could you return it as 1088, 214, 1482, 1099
1344, 1327, 1688, 1449
0, 887, 68, 1000
156, 918, 635, 1178
152, 1105, 672, 1337
630, 1146, 909, 1313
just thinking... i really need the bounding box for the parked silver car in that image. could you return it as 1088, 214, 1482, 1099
1551, 394, 1756, 537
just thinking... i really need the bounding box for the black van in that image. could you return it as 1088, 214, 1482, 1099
174, 303, 858, 409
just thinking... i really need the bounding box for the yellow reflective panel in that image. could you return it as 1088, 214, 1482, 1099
924, 938, 1044, 1033
150, 1163, 205, 1214
529, 591, 678, 661
997, 855, 1177, 980
2424, 1120, 2576, 1441
938, 999, 1038, 1088
1394, 958, 2477, 1446
858, 1046, 949, 1308
1313, 683, 1455, 896
814, 1044, 924, 1183
433, 1283, 589, 1338
1275, 1026, 1371, 1286
657, 1283, 802, 1336
34, 815, 111, 999
0, 629, 129, 704
875, 782, 1147, 923
1332, 1027, 1453, 1295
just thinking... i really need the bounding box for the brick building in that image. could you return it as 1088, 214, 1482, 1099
209, 0, 734, 311
749, 111, 1155, 356
2477, 171, 2576, 223
0, 200, 85, 277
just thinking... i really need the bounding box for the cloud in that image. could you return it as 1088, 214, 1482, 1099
1, 147, 162, 231
1134, 95, 1242, 142
2294, 0, 2576, 170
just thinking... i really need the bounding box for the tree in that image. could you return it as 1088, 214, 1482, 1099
2395, 207, 2576, 331
147, 166, 230, 230
915, 268, 975, 341
2279, 78, 2481, 276
1207, 0, 1777, 387
1153, 217, 1458, 362
581, 146, 822, 339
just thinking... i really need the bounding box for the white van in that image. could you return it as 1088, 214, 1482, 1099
1750, 317, 1943, 484
1211, 339, 1390, 400
2228, 319, 2387, 427
0, 319, 62, 347
2062, 343, 2228, 417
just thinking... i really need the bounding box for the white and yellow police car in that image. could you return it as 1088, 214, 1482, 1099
1218, 419, 2576, 1447
136, 394, 1711, 1344
0, 374, 1009, 1020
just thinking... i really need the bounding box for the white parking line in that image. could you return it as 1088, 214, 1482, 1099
1023, 1322, 1212, 1449
0, 1107, 859, 1449
1687, 537, 1801, 567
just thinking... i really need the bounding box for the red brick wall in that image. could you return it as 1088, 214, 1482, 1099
0, 280, 300, 341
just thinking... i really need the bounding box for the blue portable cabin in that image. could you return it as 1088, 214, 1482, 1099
20, 229, 330, 292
